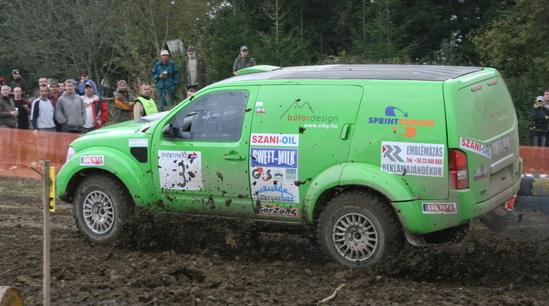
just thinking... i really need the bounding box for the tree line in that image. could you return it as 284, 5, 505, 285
0, 0, 547, 142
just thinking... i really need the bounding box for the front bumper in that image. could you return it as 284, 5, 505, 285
393, 177, 521, 234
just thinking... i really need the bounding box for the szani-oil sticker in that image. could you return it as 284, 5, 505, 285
381, 141, 445, 177
158, 150, 203, 190
80, 156, 104, 166
460, 137, 491, 158
422, 202, 457, 214
250, 133, 299, 147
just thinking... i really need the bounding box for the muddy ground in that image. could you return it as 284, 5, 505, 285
1, 176, 549, 306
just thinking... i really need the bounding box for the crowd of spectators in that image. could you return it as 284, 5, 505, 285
0, 45, 257, 133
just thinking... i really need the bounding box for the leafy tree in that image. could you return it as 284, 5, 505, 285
473, 0, 549, 143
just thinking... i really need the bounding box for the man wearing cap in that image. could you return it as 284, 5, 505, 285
113, 80, 136, 122
134, 83, 158, 120
81, 81, 108, 132
233, 46, 256, 75
10, 69, 28, 96
0, 85, 18, 128
151, 50, 180, 111
55, 79, 85, 133
78, 71, 99, 96
183, 45, 207, 90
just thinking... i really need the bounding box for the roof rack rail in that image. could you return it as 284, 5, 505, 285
236, 65, 281, 76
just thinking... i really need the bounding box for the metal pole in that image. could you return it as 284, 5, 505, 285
42, 160, 51, 306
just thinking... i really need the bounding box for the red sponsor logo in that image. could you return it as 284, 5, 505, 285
80, 156, 104, 166
422, 203, 457, 214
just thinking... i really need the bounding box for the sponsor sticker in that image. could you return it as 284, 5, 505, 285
158, 150, 203, 190
368, 106, 435, 138
129, 138, 149, 148
251, 148, 297, 168
460, 137, 490, 158
422, 202, 457, 215
280, 99, 339, 129
256, 204, 301, 218
255, 101, 266, 113
250, 146, 299, 204
80, 156, 104, 166
250, 133, 299, 147
474, 165, 489, 180
381, 141, 445, 177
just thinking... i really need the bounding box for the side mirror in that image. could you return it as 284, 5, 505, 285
180, 112, 197, 132
162, 124, 179, 138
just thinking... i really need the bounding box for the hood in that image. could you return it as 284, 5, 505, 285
83, 111, 169, 136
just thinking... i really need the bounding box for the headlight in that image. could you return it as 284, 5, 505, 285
65, 147, 76, 163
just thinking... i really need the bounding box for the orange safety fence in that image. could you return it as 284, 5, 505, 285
1, 127, 549, 179
0, 128, 78, 179
519, 146, 549, 175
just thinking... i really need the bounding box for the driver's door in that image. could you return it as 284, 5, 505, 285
151, 87, 257, 217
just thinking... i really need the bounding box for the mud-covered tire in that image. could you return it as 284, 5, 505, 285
73, 174, 134, 245
317, 190, 403, 268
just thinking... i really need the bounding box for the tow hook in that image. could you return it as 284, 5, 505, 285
480, 194, 522, 232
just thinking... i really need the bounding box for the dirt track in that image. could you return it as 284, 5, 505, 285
1, 176, 549, 306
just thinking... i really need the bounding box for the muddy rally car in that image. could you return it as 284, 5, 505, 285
57, 64, 521, 267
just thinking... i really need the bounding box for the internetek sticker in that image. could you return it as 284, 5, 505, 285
381, 141, 445, 177
250, 133, 299, 147
422, 202, 457, 214
80, 156, 104, 166
460, 137, 491, 158
158, 150, 203, 190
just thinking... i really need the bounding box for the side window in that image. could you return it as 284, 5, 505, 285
171, 90, 248, 142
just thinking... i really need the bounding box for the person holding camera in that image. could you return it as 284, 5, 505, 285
151, 50, 180, 111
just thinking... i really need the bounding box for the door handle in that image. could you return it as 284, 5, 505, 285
224, 150, 245, 160
340, 123, 351, 140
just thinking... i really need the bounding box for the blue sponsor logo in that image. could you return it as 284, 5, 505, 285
256, 185, 296, 203
251, 148, 298, 168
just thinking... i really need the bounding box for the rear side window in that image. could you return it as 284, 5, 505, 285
172, 90, 248, 142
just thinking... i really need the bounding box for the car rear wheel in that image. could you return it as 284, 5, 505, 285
317, 190, 403, 268
73, 174, 134, 245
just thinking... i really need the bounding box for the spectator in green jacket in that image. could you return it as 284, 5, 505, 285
151, 50, 180, 111
232, 45, 256, 75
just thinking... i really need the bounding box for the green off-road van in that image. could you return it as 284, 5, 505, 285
57, 65, 521, 267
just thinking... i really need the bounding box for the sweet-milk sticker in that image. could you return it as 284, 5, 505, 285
381, 141, 444, 177
158, 150, 203, 190
422, 202, 457, 214
250, 133, 299, 147
80, 156, 104, 166
460, 137, 490, 158
251, 148, 297, 168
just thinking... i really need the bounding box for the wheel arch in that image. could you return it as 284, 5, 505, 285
304, 162, 414, 225
64, 169, 132, 205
